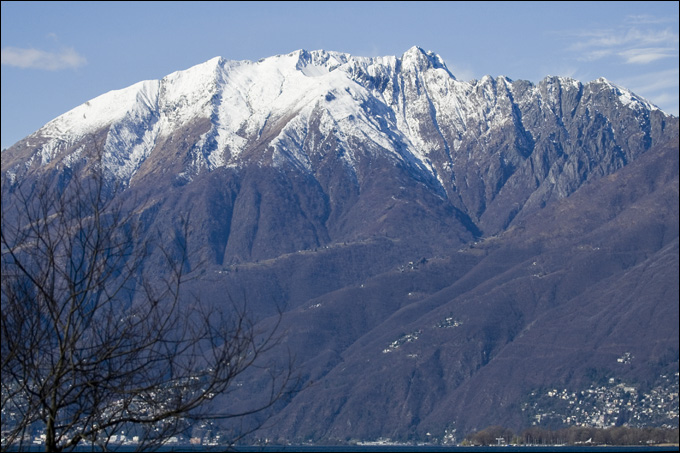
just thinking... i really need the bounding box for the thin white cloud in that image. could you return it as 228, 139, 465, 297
619, 68, 680, 93
619, 47, 677, 65
564, 17, 678, 65
625, 14, 677, 25
1, 46, 87, 70
568, 27, 677, 50
578, 49, 615, 62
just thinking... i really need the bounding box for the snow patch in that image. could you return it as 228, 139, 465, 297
593, 77, 659, 112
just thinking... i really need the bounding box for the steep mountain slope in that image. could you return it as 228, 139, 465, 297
252, 138, 678, 443
2, 47, 677, 443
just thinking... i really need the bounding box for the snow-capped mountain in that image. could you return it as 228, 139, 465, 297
2, 47, 678, 443
4, 46, 669, 236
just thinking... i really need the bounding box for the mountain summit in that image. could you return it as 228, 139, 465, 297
2, 48, 678, 443
4, 48, 671, 239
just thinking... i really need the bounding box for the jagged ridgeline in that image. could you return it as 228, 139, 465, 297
2, 47, 678, 444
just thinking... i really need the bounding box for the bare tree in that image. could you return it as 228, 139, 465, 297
1, 149, 294, 451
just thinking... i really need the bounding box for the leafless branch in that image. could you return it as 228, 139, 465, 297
1, 142, 296, 452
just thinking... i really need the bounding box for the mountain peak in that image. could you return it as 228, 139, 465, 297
400, 46, 453, 79
291, 49, 350, 76
590, 76, 660, 112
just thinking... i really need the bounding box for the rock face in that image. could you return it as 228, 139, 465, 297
2, 47, 678, 443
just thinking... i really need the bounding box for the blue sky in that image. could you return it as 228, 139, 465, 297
2, 1, 678, 150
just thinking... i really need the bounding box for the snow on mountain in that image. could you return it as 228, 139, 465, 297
6, 46, 668, 189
